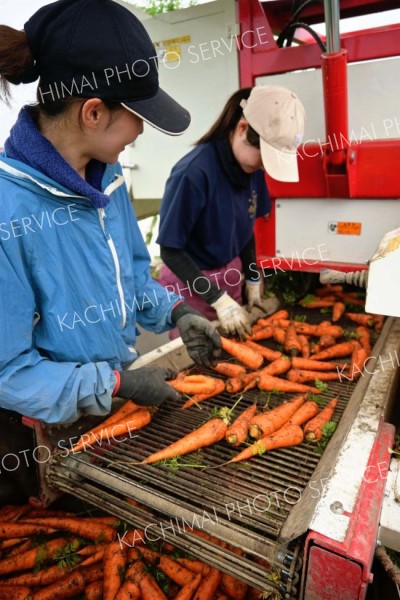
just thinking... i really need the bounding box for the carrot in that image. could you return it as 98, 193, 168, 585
211, 363, 246, 378
176, 559, 210, 576
125, 560, 168, 600
0, 537, 67, 576
343, 294, 365, 308
228, 424, 304, 463
81, 516, 122, 527
0, 564, 73, 587
70, 408, 152, 453
349, 347, 368, 380
261, 355, 291, 377
0, 586, 32, 600
142, 418, 227, 464
299, 298, 335, 309
272, 327, 286, 345
0, 523, 57, 538
356, 326, 371, 356
249, 395, 305, 439
221, 337, 263, 370
79, 549, 105, 567
277, 320, 318, 336
284, 324, 302, 356
115, 581, 140, 600
103, 542, 126, 600
241, 340, 282, 361
311, 341, 359, 361
79, 400, 142, 439
20, 518, 116, 543
169, 375, 218, 395
182, 378, 225, 409
332, 302, 346, 322
256, 309, 289, 325
319, 334, 336, 348
298, 334, 310, 359
158, 556, 195, 586
6, 540, 32, 557
85, 581, 104, 600
225, 372, 259, 394
193, 567, 222, 600
247, 325, 275, 341
315, 324, 343, 338
128, 546, 160, 564
287, 369, 342, 383
373, 314, 384, 333
215, 595, 229, 600
291, 357, 348, 371
0, 506, 32, 522
257, 373, 319, 394
174, 573, 202, 600
226, 403, 257, 446
221, 570, 248, 600
32, 565, 103, 600
315, 285, 343, 296
345, 313, 375, 327
304, 397, 339, 441
287, 401, 319, 426
1, 536, 29, 550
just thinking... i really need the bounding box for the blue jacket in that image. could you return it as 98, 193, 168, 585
0, 156, 179, 423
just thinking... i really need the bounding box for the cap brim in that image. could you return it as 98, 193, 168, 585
260, 139, 300, 183
122, 87, 190, 136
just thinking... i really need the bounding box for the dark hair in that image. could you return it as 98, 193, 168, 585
196, 87, 260, 148
0, 25, 121, 120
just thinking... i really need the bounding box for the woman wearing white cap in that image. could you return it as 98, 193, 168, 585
157, 86, 306, 339
0, 0, 223, 435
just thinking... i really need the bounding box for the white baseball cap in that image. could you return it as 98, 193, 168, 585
240, 85, 306, 182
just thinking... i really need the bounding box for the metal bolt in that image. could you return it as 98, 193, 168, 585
276, 249, 281, 254
330, 501, 344, 514
277, 203, 281, 208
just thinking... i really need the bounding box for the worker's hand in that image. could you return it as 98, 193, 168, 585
171, 303, 222, 367
211, 292, 252, 339
115, 367, 180, 406
245, 282, 280, 315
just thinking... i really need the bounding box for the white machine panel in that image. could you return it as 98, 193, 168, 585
275, 198, 400, 264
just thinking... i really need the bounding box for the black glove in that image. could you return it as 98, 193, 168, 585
171, 303, 221, 367
116, 367, 180, 406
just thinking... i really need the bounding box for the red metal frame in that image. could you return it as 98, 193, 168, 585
301, 421, 395, 599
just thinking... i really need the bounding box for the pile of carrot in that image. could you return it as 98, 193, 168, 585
0, 505, 265, 600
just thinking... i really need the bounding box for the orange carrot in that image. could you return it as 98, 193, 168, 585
277, 320, 318, 336
373, 314, 384, 333
80, 401, 142, 439
6, 540, 32, 557
291, 357, 348, 371
125, 560, 168, 600
21, 518, 116, 543
345, 313, 374, 327
319, 334, 336, 348
0, 523, 57, 539
176, 559, 210, 576
287, 401, 319, 426
241, 340, 282, 361
315, 324, 343, 338
226, 372, 259, 394
261, 355, 291, 377
211, 363, 246, 378
226, 403, 257, 446
70, 408, 152, 453
228, 424, 304, 463
343, 294, 365, 308
257, 373, 319, 394
304, 397, 339, 441
85, 581, 104, 600
169, 375, 219, 395
272, 327, 286, 345
356, 326, 371, 356
349, 347, 368, 380
114, 581, 140, 600
287, 369, 342, 384
79, 550, 105, 567
0, 565, 73, 587
299, 298, 335, 309
0, 586, 32, 599
332, 302, 346, 322
311, 341, 359, 361
32, 565, 103, 600
221, 571, 248, 600
249, 395, 305, 439
215, 595, 229, 600
103, 542, 126, 600
284, 324, 302, 356
174, 573, 202, 600
182, 378, 225, 409
128, 546, 160, 564
142, 418, 227, 464
193, 567, 222, 600
77, 544, 108, 557
315, 285, 343, 296
0, 537, 67, 576
221, 337, 263, 370
298, 334, 310, 359
247, 325, 276, 341
158, 556, 195, 586
256, 309, 289, 325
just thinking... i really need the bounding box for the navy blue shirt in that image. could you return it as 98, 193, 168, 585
157, 141, 271, 270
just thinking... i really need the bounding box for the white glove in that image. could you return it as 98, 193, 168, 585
245, 281, 280, 315
211, 292, 252, 339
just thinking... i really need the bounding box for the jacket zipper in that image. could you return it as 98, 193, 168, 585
98, 208, 127, 328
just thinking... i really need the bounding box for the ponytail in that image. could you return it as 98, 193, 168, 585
196, 88, 253, 145
0, 26, 37, 103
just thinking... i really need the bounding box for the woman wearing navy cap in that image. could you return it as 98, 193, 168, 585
157, 86, 306, 340
0, 0, 222, 430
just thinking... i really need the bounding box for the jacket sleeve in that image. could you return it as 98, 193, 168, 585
0, 243, 116, 424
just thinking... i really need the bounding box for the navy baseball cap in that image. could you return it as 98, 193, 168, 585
23, 0, 191, 135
